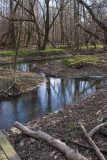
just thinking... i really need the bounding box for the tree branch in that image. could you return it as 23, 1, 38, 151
78, 24, 105, 43
79, 122, 105, 160
76, 0, 107, 32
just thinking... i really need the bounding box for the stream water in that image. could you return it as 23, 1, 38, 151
0, 60, 106, 129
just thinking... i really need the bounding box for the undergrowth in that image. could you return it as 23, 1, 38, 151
0, 48, 64, 57
80, 45, 104, 49
63, 55, 99, 66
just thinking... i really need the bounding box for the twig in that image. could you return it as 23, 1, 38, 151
79, 122, 105, 160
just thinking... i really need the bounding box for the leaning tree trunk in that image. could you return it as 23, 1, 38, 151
76, 0, 107, 32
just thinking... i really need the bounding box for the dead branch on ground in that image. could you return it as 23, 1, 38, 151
14, 121, 88, 160
79, 122, 106, 160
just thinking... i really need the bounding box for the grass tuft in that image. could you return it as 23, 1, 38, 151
68, 123, 81, 130
63, 55, 99, 66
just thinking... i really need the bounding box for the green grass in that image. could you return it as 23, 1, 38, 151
16, 77, 21, 83
68, 123, 81, 130
101, 52, 107, 55
0, 48, 65, 57
63, 55, 99, 66
80, 45, 104, 49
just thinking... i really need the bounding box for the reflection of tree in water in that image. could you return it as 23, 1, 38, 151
35, 78, 104, 114
0, 77, 105, 129
46, 78, 103, 109
9, 79, 105, 119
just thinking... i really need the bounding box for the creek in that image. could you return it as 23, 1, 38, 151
0, 60, 106, 129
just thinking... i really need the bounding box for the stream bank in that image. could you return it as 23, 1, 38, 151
32, 53, 107, 78
0, 51, 71, 65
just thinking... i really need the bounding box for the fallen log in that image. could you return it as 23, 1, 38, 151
14, 122, 88, 160
79, 122, 105, 160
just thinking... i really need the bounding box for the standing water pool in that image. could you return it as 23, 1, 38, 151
0, 60, 106, 129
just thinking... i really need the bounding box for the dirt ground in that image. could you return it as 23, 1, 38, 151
0, 48, 107, 160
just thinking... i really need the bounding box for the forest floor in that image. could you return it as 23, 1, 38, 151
0, 47, 107, 160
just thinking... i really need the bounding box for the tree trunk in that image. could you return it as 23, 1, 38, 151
10, 0, 16, 49
74, 0, 79, 50
76, 0, 107, 32
41, 0, 50, 50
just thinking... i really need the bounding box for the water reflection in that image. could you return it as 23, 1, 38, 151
0, 76, 105, 129
3, 59, 61, 72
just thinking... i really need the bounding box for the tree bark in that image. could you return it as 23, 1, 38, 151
10, 0, 16, 49
41, 0, 50, 50
74, 0, 79, 49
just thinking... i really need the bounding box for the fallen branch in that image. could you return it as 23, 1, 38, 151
79, 122, 105, 160
14, 122, 88, 160
89, 122, 107, 137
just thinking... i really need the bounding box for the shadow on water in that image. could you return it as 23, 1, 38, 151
0, 60, 106, 129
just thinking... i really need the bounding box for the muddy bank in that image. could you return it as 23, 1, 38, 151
5, 87, 107, 160
31, 53, 107, 78
33, 62, 107, 78
0, 51, 71, 65
0, 69, 46, 98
